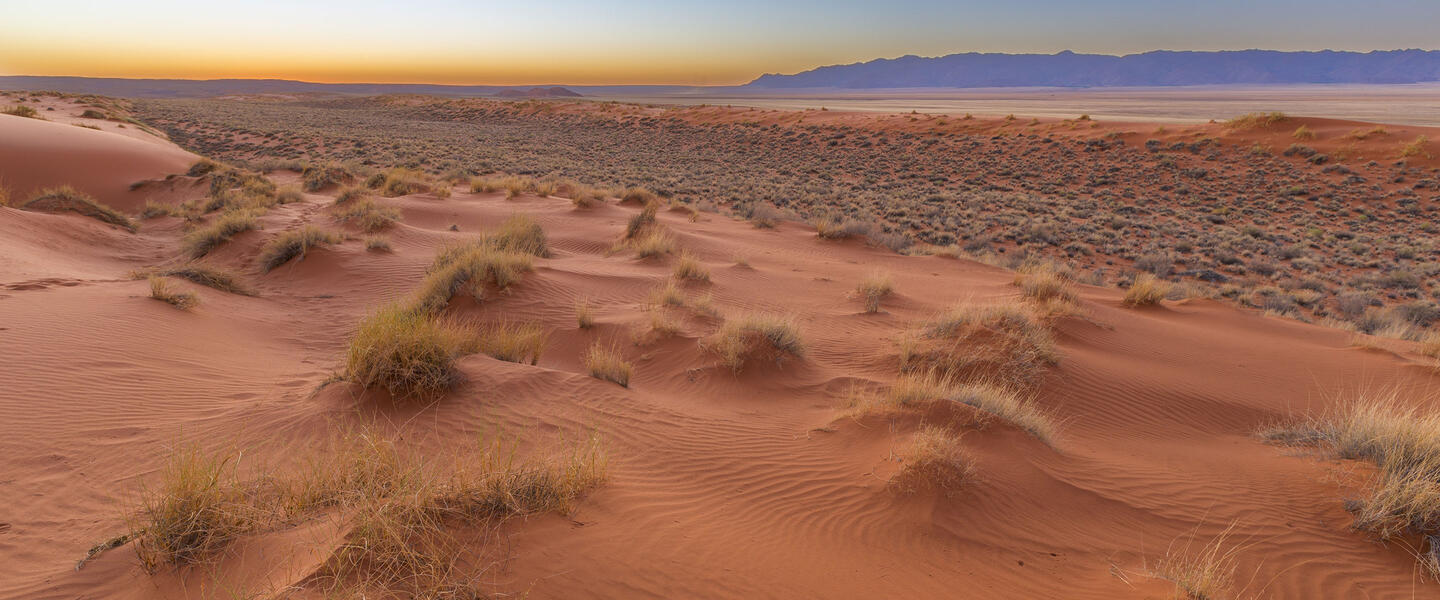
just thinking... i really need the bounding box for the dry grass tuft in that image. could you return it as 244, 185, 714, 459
133, 263, 253, 295
672, 250, 710, 282
1400, 135, 1433, 159
470, 321, 547, 365
1225, 112, 1288, 129
905, 301, 1057, 386
583, 342, 632, 387
413, 245, 533, 314
705, 313, 805, 372
649, 280, 686, 308
632, 229, 675, 259
951, 380, 1058, 445
22, 186, 136, 231
148, 276, 199, 310
364, 235, 392, 252
1014, 267, 1076, 304
333, 197, 401, 232
335, 184, 370, 204
1124, 273, 1171, 307
130, 444, 254, 570
488, 213, 549, 257
181, 210, 259, 258
257, 226, 343, 272
345, 304, 472, 399
575, 299, 595, 329
1260, 392, 1440, 566
889, 426, 974, 496
856, 271, 894, 313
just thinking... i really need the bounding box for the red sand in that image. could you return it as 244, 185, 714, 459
2, 108, 1439, 599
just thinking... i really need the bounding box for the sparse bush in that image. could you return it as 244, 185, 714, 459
333, 197, 401, 232
576, 299, 595, 329
413, 245, 533, 313
257, 226, 342, 272
275, 185, 304, 204
672, 250, 710, 282
22, 186, 136, 231
181, 210, 259, 258
1401, 135, 1432, 159
134, 263, 253, 295
344, 303, 472, 399
3, 104, 40, 119
907, 302, 1056, 385
951, 380, 1057, 445
583, 342, 632, 387
489, 213, 549, 257
1014, 267, 1076, 304
1123, 273, 1170, 307
471, 321, 548, 365
706, 313, 804, 372
335, 184, 370, 204
148, 276, 199, 310
856, 271, 894, 312
889, 426, 973, 496
364, 235, 392, 252
632, 229, 675, 258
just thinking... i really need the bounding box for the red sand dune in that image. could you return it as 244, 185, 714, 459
0, 112, 194, 211
3, 110, 1440, 600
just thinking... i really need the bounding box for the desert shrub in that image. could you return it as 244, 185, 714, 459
301, 162, 356, 191
181, 210, 259, 258
583, 342, 632, 387
257, 226, 343, 272
411, 245, 533, 314
1225, 112, 1287, 129
951, 380, 1057, 445
619, 187, 656, 205
344, 303, 472, 399
1123, 273, 1170, 306
470, 321, 548, 365
333, 197, 401, 232
1292, 125, 1316, 140
80, 108, 108, 119
672, 250, 710, 282
906, 302, 1056, 386
1014, 267, 1076, 303
335, 184, 370, 204
488, 213, 549, 257
706, 313, 804, 372
749, 203, 784, 228
889, 426, 973, 496
1150, 524, 1245, 600
814, 216, 872, 240
649, 280, 685, 307
856, 271, 894, 312
624, 202, 659, 239
632, 229, 675, 258
575, 299, 595, 329
275, 185, 304, 204
3, 104, 40, 118
148, 276, 199, 310
1400, 136, 1432, 159
22, 186, 136, 231
364, 235, 392, 252
134, 263, 253, 295
375, 167, 431, 197
130, 445, 254, 570
1260, 392, 1440, 576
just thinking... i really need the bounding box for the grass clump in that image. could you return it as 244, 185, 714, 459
951, 380, 1058, 446
583, 342, 632, 387
1014, 266, 1076, 304
373, 167, 432, 197
631, 229, 674, 259
889, 426, 974, 496
257, 226, 343, 272
706, 313, 805, 372
1261, 393, 1440, 562
1400, 135, 1432, 159
1149, 524, 1247, 600
148, 276, 200, 310
133, 263, 253, 295
624, 202, 659, 240
412, 244, 534, 314
130, 444, 254, 570
301, 162, 357, 191
335, 184, 370, 204
470, 321, 547, 365
181, 210, 259, 258
1123, 273, 1171, 307
856, 271, 894, 313
1225, 112, 1287, 129
344, 303, 472, 399
333, 197, 401, 232
1292, 125, 1316, 140
672, 250, 710, 282
3, 104, 41, 119
488, 213, 549, 257
364, 235, 392, 252
576, 299, 595, 329
22, 186, 136, 231
906, 302, 1057, 386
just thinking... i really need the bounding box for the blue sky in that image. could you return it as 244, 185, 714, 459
1, 0, 1436, 84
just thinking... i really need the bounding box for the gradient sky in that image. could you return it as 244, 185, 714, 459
2, 0, 1438, 85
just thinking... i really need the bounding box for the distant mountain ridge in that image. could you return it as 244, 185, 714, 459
0, 76, 680, 99
747, 49, 1440, 88
497, 86, 582, 98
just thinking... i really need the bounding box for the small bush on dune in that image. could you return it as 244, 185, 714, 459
632, 229, 674, 258
1292, 125, 1316, 140
1014, 267, 1076, 303
275, 185, 304, 204
565, 182, 606, 208
375, 167, 432, 197
22, 186, 136, 231
1261, 392, 1440, 568
333, 197, 401, 232
364, 235, 392, 252
3, 104, 41, 119
134, 263, 253, 295
412, 245, 534, 314
889, 426, 974, 496
1123, 273, 1171, 307
469, 321, 548, 365
907, 302, 1057, 386
620, 187, 656, 206
345, 304, 472, 399
814, 216, 872, 240
1400, 135, 1432, 159
749, 203, 784, 229
624, 202, 659, 240
257, 226, 343, 272
856, 271, 894, 313
1225, 112, 1287, 129
1150, 524, 1246, 600
335, 184, 370, 204
181, 210, 259, 258
301, 162, 356, 191
488, 213, 549, 257
148, 276, 200, 310
706, 313, 804, 372
951, 380, 1058, 445
583, 342, 632, 387
130, 444, 254, 570
649, 280, 685, 307
672, 250, 710, 282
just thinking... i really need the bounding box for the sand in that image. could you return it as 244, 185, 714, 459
2, 105, 1439, 599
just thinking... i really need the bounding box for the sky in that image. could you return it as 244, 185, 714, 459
2, 0, 1438, 85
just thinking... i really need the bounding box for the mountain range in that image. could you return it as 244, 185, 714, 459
746, 49, 1440, 88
